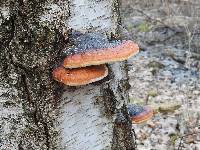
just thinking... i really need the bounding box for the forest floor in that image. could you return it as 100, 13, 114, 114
122, 0, 200, 149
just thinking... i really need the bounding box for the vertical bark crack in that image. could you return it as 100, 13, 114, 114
41, 119, 50, 150
16, 66, 51, 149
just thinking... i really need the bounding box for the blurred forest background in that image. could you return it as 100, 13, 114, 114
121, 0, 200, 149
0, 0, 200, 149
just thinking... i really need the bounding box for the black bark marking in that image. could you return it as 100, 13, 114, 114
102, 83, 117, 116
112, 104, 135, 150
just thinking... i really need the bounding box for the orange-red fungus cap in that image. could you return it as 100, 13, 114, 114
52, 65, 108, 86
131, 106, 153, 124
63, 40, 139, 68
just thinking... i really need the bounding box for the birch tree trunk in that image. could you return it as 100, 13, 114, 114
0, 0, 135, 149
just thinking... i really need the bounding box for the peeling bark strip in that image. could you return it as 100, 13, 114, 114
1, 0, 135, 149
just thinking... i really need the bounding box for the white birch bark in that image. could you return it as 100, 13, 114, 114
56, 1, 129, 149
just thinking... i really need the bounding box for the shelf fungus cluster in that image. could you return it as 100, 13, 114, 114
52, 33, 139, 86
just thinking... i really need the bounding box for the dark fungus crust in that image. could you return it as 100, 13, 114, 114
62, 33, 122, 56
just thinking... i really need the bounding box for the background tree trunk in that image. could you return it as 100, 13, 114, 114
0, 0, 135, 149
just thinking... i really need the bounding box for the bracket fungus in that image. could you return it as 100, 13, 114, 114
128, 104, 153, 124
62, 33, 139, 68
52, 65, 108, 86
52, 32, 139, 86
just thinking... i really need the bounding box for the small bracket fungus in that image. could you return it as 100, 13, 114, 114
52, 65, 108, 86
127, 104, 153, 124
62, 33, 139, 68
